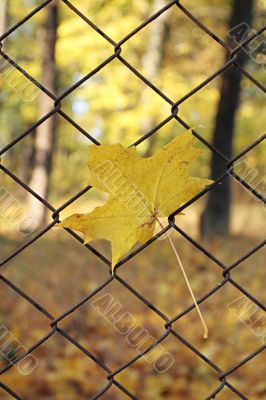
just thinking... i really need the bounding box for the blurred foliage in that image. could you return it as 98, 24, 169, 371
0, 0, 265, 398
0, 0, 265, 199
0, 226, 265, 399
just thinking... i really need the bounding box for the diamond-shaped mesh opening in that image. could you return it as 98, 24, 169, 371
116, 334, 219, 400
227, 351, 266, 399
59, 280, 166, 370
174, 175, 265, 264
178, 71, 266, 156
117, 231, 222, 317
3, 1, 113, 92
0, 332, 109, 399
118, 3, 225, 100
59, 57, 170, 147
1, 228, 110, 313
172, 285, 264, 368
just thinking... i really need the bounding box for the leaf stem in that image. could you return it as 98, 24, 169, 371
156, 218, 209, 340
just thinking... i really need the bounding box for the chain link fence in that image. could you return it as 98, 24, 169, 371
0, 0, 265, 399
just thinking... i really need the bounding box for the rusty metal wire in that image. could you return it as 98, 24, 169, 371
0, 1, 265, 399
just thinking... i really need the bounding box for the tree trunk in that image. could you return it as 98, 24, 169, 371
200, 0, 254, 240
0, 0, 7, 36
140, 0, 169, 156
26, 2, 58, 226
0, 0, 8, 127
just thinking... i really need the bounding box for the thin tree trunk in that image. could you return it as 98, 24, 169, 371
26, 2, 58, 226
0, 0, 7, 36
200, 0, 254, 240
0, 0, 8, 125
141, 0, 169, 156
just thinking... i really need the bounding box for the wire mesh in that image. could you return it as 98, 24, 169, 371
0, 0, 265, 399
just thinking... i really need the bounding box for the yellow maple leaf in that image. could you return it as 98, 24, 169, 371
58, 130, 211, 271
